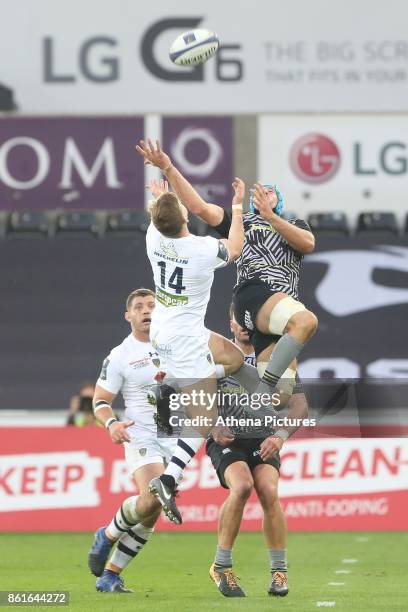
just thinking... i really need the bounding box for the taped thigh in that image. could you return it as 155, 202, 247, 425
268, 296, 305, 335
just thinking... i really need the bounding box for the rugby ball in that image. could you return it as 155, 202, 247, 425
169, 29, 219, 66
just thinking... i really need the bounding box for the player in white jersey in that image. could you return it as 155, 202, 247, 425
88, 288, 178, 593
137, 138, 246, 525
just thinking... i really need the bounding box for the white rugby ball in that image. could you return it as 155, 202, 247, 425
169, 29, 219, 66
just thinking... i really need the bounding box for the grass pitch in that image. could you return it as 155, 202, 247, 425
0, 532, 407, 611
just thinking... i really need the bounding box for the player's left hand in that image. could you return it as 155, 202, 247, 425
147, 178, 169, 199
260, 435, 284, 461
232, 177, 245, 205
135, 139, 172, 172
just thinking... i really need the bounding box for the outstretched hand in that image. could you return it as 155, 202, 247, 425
147, 178, 169, 199
135, 139, 172, 172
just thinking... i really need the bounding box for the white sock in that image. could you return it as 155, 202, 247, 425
164, 437, 204, 482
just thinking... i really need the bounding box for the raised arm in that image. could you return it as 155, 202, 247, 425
136, 139, 225, 226
252, 183, 315, 254
220, 177, 245, 261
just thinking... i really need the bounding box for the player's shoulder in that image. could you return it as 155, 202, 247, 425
106, 335, 132, 362
192, 234, 219, 251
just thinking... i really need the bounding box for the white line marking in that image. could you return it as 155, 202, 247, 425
342, 558, 358, 564
355, 537, 370, 542
328, 582, 345, 586
335, 570, 351, 574
316, 602, 336, 607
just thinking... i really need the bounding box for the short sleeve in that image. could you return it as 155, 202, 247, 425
96, 351, 123, 394
201, 235, 230, 270
212, 209, 232, 239
294, 218, 313, 233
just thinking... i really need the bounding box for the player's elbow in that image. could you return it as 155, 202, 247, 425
228, 246, 241, 262
300, 235, 315, 254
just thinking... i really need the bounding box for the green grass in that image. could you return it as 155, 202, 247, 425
0, 532, 407, 611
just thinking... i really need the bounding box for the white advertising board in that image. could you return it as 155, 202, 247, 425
1, 0, 408, 113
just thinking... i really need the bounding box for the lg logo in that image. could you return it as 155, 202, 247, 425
43, 18, 243, 84
290, 133, 341, 184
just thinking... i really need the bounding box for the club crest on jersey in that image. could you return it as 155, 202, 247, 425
244, 310, 254, 331
138, 448, 147, 457
159, 239, 178, 259
149, 351, 161, 368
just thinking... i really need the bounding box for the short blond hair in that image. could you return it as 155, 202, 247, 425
126, 288, 155, 310
149, 193, 185, 238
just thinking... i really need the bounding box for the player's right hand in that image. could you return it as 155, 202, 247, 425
109, 420, 135, 444
135, 139, 172, 172
212, 425, 235, 446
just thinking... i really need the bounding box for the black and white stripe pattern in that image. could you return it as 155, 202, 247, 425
236, 213, 311, 299
110, 524, 154, 570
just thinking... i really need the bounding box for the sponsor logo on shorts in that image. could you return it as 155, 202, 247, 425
156, 286, 188, 307
244, 310, 254, 331
253, 449, 261, 457
222, 448, 232, 454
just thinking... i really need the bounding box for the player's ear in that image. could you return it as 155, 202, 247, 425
125, 311, 131, 323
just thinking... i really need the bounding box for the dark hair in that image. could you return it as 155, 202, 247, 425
126, 288, 155, 310
79, 381, 95, 393
149, 193, 185, 237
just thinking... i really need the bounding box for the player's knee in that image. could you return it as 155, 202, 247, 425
257, 483, 278, 508
286, 310, 318, 337
230, 478, 253, 502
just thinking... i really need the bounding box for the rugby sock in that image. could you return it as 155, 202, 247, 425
163, 437, 204, 484
269, 548, 287, 573
106, 496, 140, 540
109, 523, 154, 571
233, 362, 260, 393
214, 546, 233, 570
255, 335, 303, 395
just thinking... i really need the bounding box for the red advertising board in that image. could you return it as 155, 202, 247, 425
0, 428, 407, 532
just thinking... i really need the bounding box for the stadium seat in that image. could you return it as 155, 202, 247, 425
357, 212, 399, 236
307, 212, 349, 236
55, 211, 102, 238
106, 210, 150, 235
6, 210, 50, 238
